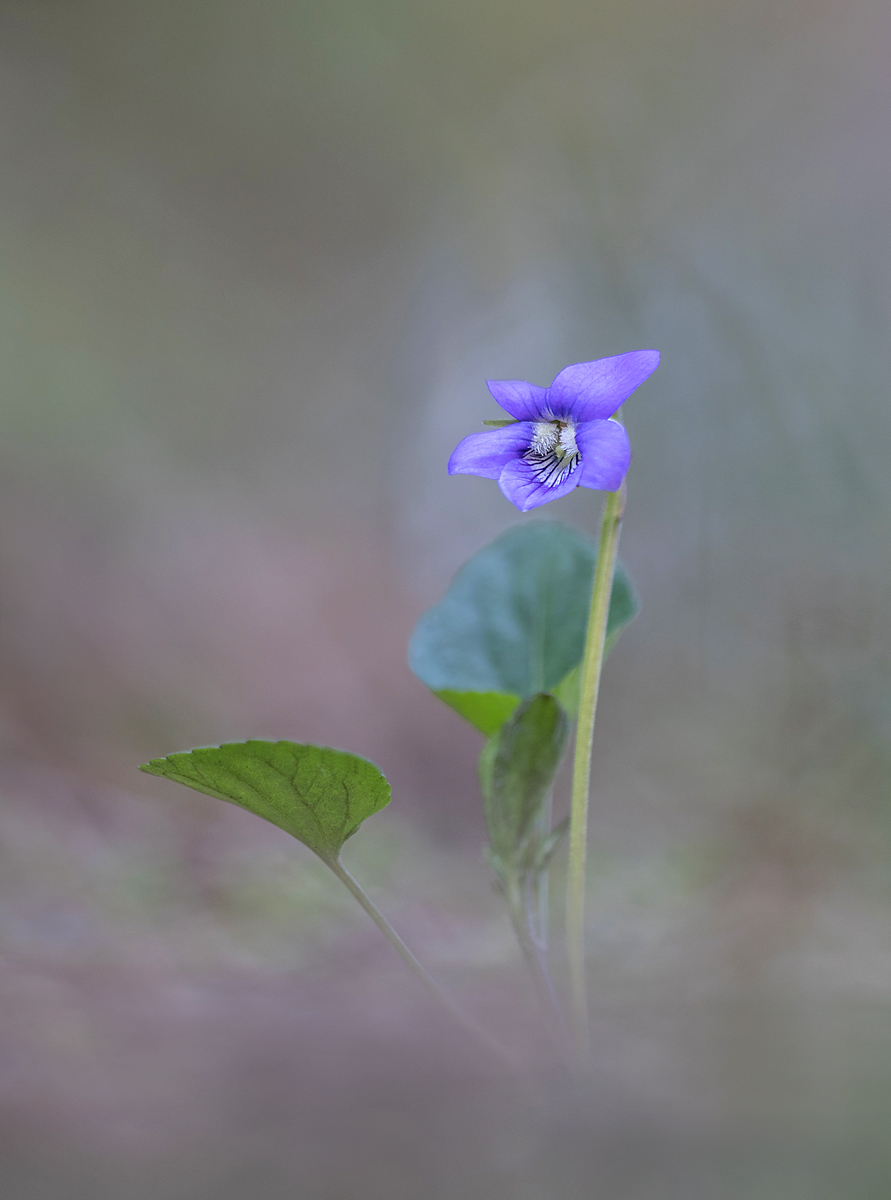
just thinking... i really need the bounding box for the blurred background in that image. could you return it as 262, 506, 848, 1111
2, 0, 891, 1195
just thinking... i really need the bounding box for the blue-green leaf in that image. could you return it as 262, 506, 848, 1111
139, 740, 390, 864
409, 522, 638, 733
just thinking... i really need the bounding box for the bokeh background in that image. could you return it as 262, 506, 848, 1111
2, 0, 891, 1195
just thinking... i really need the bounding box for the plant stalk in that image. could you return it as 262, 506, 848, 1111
505, 874, 572, 1062
565, 484, 625, 1058
532, 792, 553, 945
328, 856, 514, 1065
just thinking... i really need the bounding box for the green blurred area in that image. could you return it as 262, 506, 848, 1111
2, 0, 891, 1195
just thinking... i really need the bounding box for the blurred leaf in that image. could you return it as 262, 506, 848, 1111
434, 689, 520, 736
408, 522, 639, 733
530, 816, 569, 873
479, 694, 569, 866
140, 740, 390, 864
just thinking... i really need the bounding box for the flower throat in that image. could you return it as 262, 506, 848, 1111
525, 418, 581, 488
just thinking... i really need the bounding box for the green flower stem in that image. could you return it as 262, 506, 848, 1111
565, 484, 626, 1058
328, 856, 515, 1066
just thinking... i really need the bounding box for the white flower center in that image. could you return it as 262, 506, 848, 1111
525, 419, 581, 488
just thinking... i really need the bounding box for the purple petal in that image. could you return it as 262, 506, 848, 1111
448, 423, 533, 479
486, 379, 549, 420
547, 350, 660, 421
497, 457, 581, 512
576, 419, 631, 491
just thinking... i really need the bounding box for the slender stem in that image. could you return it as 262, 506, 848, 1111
565, 484, 625, 1058
532, 791, 553, 946
505, 875, 573, 1062
328, 856, 514, 1065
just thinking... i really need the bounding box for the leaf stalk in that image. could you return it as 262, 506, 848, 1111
328, 856, 515, 1066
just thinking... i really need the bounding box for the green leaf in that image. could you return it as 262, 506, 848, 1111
139, 740, 390, 864
408, 522, 639, 733
479, 694, 569, 866
433, 690, 520, 737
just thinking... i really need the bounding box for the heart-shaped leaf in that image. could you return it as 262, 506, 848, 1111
140, 740, 391, 864
409, 522, 638, 733
478, 694, 569, 868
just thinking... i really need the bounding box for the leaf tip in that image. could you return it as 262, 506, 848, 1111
138, 758, 167, 777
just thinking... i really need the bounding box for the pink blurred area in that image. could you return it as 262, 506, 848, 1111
2, 500, 479, 818
3, 0, 891, 1195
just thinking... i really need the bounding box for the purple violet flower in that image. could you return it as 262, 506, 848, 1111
448, 350, 660, 512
